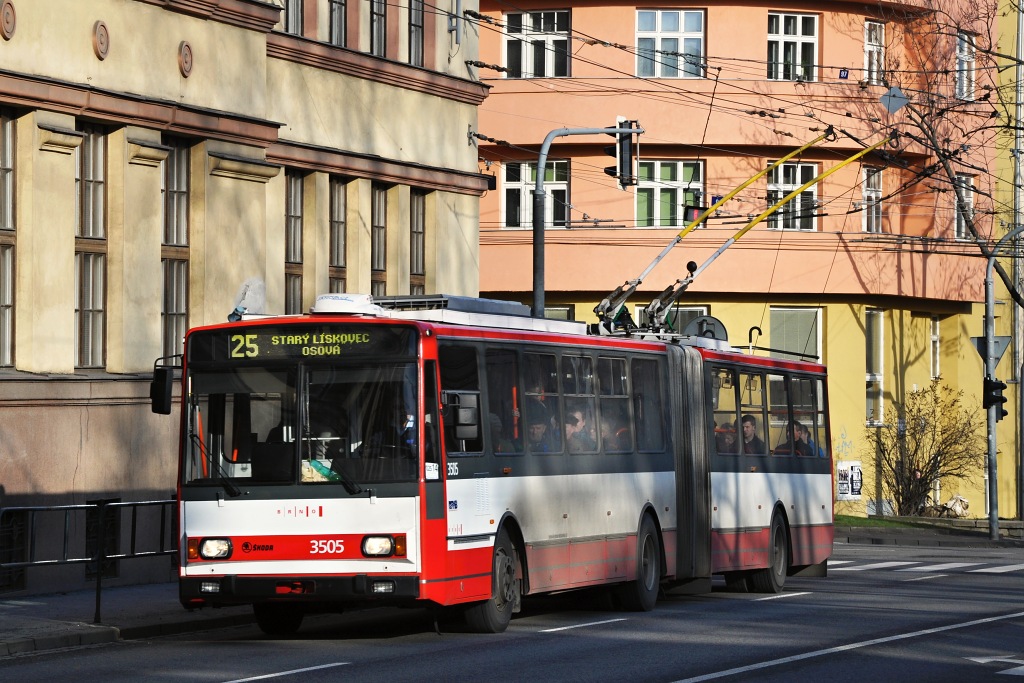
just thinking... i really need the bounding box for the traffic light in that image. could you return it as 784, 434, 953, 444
983, 377, 1008, 421
604, 118, 637, 190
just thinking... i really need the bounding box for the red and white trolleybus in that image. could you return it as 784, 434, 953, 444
151, 293, 833, 634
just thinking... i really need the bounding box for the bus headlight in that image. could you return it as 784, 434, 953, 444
362, 534, 406, 557
199, 538, 233, 559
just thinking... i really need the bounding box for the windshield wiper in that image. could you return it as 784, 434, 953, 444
301, 425, 363, 495
189, 431, 242, 498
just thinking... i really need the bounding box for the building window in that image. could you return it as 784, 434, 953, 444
329, 177, 347, 293
637, 304, 707, 333
409, 0, 424, 67
0, 111, 14, 368
956, 31, 975, 101
637, 160, 703, 227
865, 21, 884, 85
545, 305, 576, 320
503, 161, 568, 228
504, 11, 570, 79
329, 0, 347, 47
866, 309, 884, 425
930, 316, 941, 380
284, 0, 303, 36
863, 167, 883, 234
767, 12, 817, 81
370, 0, 386, 58
766, 161, 817, 231
285, 172, 303, 314
75, 124, 106, 369
954, 174, 973, 240
637, 10, 704, 78
410, 190, 426, 295
161, 140, 189, 357
770, 307, 821, 361
371, 183, 387, 297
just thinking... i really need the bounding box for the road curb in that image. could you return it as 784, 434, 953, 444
0, 623, 119, 656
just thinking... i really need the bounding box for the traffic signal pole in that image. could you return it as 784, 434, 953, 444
984, 225, 1024, 539
532, 124, 643, 317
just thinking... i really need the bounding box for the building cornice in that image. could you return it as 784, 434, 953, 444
266, 32, 490, 106
134, 0, 281, 33
0, 69, 281, 147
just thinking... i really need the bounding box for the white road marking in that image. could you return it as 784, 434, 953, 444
902, 574, 947, 582
670, 611, 1024, 683
896, 562, 982, 572
755, 592, 811, 601
970, 564, 1024, 574
828, 560, 854, 566
221, 663, 350, 682
540, 618, 628, 632
830, 561, 919, 571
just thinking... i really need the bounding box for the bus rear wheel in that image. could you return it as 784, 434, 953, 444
750, 514, 788, 593
464, 528, 520, 633
616, 515, 661, 611
253, 602, 304, 636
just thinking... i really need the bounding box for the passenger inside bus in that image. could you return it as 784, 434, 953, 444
490, 413, 517, 453
773, 420, 811, 457
526, 405, 557, 453
740, 414, 767, 454
715, 421, 738, 454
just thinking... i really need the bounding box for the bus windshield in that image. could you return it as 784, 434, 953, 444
183, 362, 420, 487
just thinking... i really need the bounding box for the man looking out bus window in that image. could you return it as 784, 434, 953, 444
741, 414, 766, 454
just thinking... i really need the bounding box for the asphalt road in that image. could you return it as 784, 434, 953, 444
3, 542, 1023, 682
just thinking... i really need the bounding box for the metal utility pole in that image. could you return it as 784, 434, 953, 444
532, 123, 643, 318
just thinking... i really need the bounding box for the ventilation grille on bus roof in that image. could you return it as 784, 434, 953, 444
373, 295, 532, 318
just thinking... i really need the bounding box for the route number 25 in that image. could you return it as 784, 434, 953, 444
230, 334, 258, 358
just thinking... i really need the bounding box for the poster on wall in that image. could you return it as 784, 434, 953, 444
837, 460, 863, 501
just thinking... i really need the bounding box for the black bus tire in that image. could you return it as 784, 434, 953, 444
617, 515, 661, 611
750, 513, 788, 593
464, 528, 519, 633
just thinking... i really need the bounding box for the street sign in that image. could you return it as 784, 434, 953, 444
881, 87, 909, 114
972, 335, 1012, 365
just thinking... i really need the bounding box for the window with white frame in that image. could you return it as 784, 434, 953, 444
767, 12, 817, 81
329, 176, 347, 293
370, 0, 386, 58
767, 161, 817, 231
284, 0, 303, 35
161, 139, 189, 357
409, 0, 424, 67
545, 304, 576, 321
865, 21, 884, 85
930, 316, 941, 380
637, 9, 705, 78
770, 307, 821, 361
636, 160, 703, 227
504, 11, 570, 78
503, 161, 568, 228
0, 111, 13, 367
285, 172, 303, 314
956, 31, 975, 101
410, 190, 426, 295
954, 174, 973, 240
371, 183, 388, 297
329, 0, 346, 47
637, 304, 707, 333
75, 124, 106, 369
863, 166, 883, 233
866, 308, 884, 424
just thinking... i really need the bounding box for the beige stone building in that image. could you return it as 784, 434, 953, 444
0, 0, 487, 593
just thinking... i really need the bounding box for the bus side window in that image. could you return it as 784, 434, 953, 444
438, 344, 483, 454
598, 356, 631, 453
738, 371, 768, 455
631, 357, 665, 452
485, 348, 524, 455
712, 367, 739, 455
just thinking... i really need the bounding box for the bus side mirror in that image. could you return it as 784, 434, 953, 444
441, 390, 480, 441
150, 356, 181, 414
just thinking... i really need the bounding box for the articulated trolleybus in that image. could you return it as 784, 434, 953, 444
151, 293, 833, 635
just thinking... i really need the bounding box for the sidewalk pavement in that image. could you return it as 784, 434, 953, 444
2, 525, 1022, 657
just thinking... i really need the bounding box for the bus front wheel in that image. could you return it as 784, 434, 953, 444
464, 528, 520, 633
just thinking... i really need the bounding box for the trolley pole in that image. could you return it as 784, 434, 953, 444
532, 124, 642, 317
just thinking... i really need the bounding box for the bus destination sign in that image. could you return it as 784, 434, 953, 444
187, 324, 417, 363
